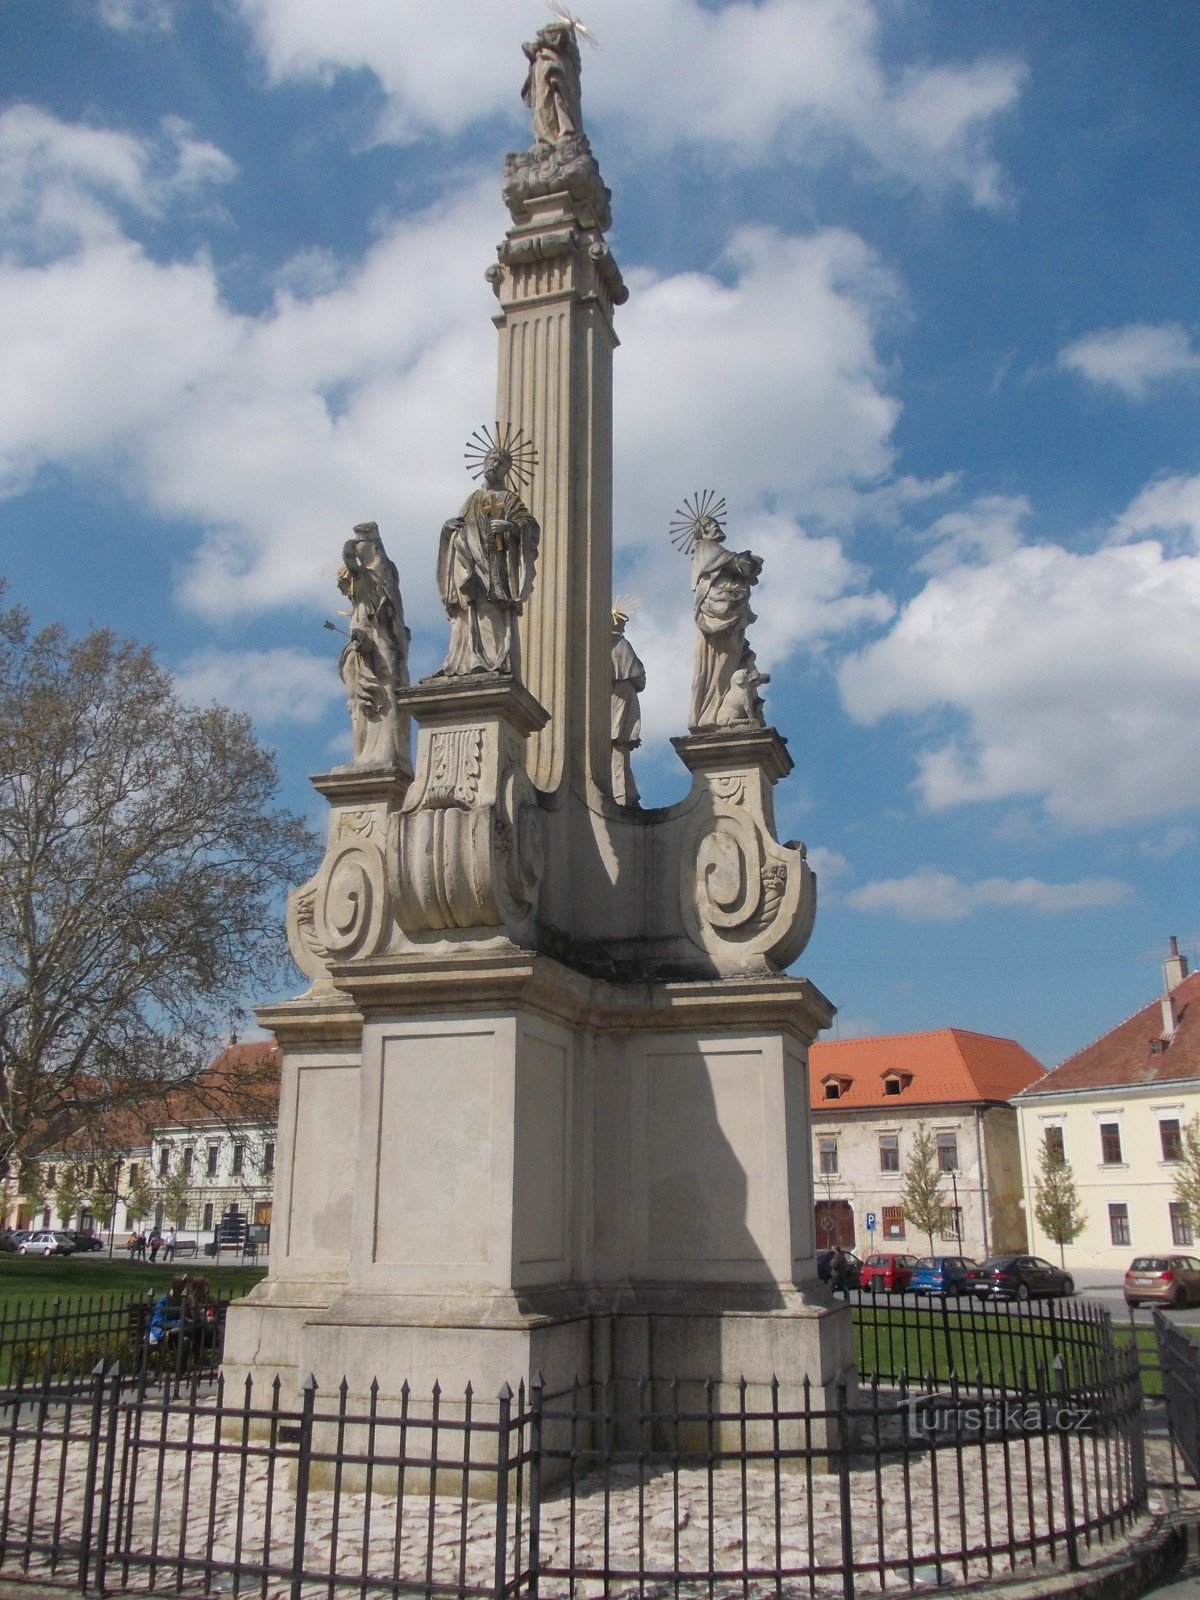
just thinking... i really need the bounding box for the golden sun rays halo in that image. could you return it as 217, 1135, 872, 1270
464, 422, 539, 489
612, 592, 642, 626
546, 0, 602, 48
669, 490, 727, 555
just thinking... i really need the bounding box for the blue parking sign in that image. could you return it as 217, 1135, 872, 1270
866, 1212, 877, 1231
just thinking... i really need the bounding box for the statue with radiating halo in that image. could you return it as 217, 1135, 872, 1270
671, 492, 765, 732
434, 425, 540, 679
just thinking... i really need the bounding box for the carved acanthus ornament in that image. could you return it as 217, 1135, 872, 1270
391, 680, 549, 941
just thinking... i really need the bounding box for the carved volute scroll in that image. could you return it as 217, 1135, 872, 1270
673, 728, 816, 978
285, 770, 409, 989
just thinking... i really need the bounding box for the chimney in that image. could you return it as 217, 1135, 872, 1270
1161, 938, 1188, 1041
1165, 935, 1189, 991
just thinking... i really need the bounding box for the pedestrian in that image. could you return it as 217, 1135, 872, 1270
126, 1230, 139, 1257
147, 1274, 189, 1348
830, 1244, 850, 1299
164, 1225, 177, 1262
148, 1230, 161, 1263
137, 1229, 148, 1259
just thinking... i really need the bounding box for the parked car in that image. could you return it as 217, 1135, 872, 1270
969, 1255, 1073, 1301
18, 1231, 76, 1258
816, 1249, 863, 1289
909, 1255, 979, 1297
67, 1231, 104, 1252
860, 1252, 920, 1293
0, 1233, 17, 1254
1124, 1255, 1200, 1308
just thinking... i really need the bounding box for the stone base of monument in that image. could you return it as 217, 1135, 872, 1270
222, 948, 852, 1490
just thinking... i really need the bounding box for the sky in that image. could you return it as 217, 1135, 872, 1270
2, 0, 1198, 1070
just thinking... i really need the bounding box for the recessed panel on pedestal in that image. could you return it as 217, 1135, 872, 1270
646, 1044, 771, 1275
373, 1029, 496, 1270
288, 1064, 360, 1262
513, 1024, 570, 1273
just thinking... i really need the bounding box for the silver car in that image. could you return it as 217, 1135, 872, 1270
18, 1231, 75, 1257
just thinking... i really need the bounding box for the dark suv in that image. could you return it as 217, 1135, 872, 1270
67, 1231, 104, 1252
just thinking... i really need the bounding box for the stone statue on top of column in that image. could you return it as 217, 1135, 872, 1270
336, 520, 411, 767
671, 492, 766, 733
610, 600, 646, 806
504, 7, 613, 234
433, 425, 540, 680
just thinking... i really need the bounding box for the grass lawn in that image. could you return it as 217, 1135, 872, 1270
0, 1254, 265, 1316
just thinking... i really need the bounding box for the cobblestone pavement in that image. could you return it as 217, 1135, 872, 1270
0, 1398, 1179, 1600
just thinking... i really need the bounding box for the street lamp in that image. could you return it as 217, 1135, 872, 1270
107, 1157, 123, 1259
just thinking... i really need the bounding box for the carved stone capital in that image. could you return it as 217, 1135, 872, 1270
673, 726, 816, 977
392, 678, 550, 942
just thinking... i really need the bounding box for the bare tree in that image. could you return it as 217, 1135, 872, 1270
0, 591, 318, 1164
899, 1122, 945, 1255
1173, 1117, 1200, 1241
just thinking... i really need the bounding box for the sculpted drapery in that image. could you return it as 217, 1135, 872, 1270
688, 522, 764, 731
521, 23, 584, 145
610, 612, 646, 805
435, 452, 540, 678
337, 521, 410, 766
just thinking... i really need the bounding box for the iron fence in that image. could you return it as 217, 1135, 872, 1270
0, 1338, 1147, 1598
1155, 1308, 1200, 1487
0, 1289, 239, 1393
849, 1288, 1116, 1388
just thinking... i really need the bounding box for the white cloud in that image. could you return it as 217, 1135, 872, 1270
842, 867, 1131, 921
96, 0, 180, 30
176, 647, 343, 725
838, 497, 1200, 829
1059, 323, 1200, 400
0, 106, 903, 756
806, 846, 851, 887
1112, 473, 1200, 554
234, 0, 1022, 205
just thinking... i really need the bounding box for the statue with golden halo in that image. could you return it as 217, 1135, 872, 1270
434, 425, 540, 679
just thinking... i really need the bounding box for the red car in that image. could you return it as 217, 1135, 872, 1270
860, 1252, 920, 1293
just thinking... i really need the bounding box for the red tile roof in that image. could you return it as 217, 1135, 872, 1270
1017, 969, 1200, 1096
810, 1029, 1045, 1110
157, 1039, 281, 1128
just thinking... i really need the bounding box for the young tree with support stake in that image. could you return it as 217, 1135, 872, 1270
0, 589, 319, 1169
899, 1122, 946, 1255
1172, 1117, 1200, 1242
1033, 1137, 1086, 1266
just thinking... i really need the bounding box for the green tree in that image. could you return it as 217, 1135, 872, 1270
124, 1168, 153, 1227
51, 1159, 87, 1229
16, 1157, 45, 1225
1173, 1117, 1200, 1242
899, 1122, 946, 1255
157, 1166, 192, 1230
1032, 1137, 1087, 1265
0, 590, 318, 1164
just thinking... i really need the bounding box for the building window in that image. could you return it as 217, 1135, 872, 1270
883, 1076, 902, 1096
879, 1134, 900, 1173
882, 1205, 905, 1240
936, 1132, 959, 1173
207, 1145, 219, 1178
45, 1165, 57, 1189
1161, 1120, 1184, 1163
202, 1202, 214, 1231
823, 1080, 841, 1100
940, 1206, 963, 1242
182, 1147, 194, 1179
1100, 1123, 1123, 1165
128, 1163, 139, 1186
159, 1147, 170, 1178
1170, 1203, 1194, 1247
232, 1144, 244, 1178
1044, 1126, 1065, 1164
86, 1164, 96, 1187
818, 1137, 838, 1176
263, 1142, 275, 1178
1109, 1203, 1130, 1247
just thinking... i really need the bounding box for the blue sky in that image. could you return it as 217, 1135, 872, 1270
2, 0, 1198, 1068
